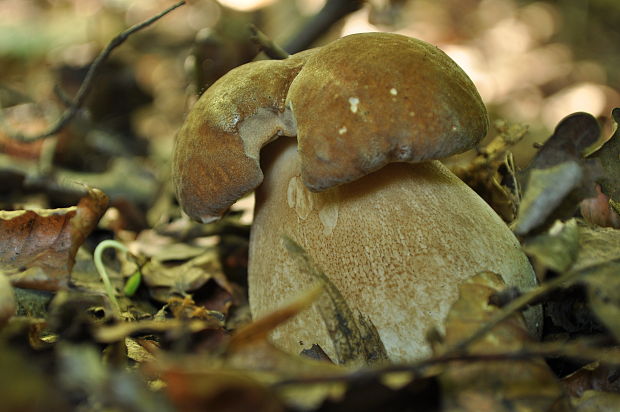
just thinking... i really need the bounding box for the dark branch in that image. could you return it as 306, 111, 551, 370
284, 0, 364, 54
272, 336, 617, 387
249, 24, 290, 60
0, 1, 186, 143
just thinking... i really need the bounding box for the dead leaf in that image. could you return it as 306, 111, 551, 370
141, 248, 233, 308
437, 272, 568, 412
0, 188, 108, 290
523, 220, 620, 335
588, 107, 620, 214
572, 390, 620, 412
514, 161, 584, 235
514, 112, 604, 235
527, 112, 600, 170
562, 362, 620, 398
95, 318, 224, 344
573, 223, 620, 273
162, 368, 286, 412
524, 219, 580, 275
228, 284, 323, 351
584, 263, 620, 342
454, 119, 529, 222
580, 184, 620, 229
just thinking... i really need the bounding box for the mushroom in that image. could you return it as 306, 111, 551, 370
173, 32, 540, 363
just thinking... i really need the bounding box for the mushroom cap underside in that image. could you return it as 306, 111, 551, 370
172, 32, 488, 222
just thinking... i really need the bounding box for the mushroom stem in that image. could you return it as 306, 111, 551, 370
249, 138, 540, 363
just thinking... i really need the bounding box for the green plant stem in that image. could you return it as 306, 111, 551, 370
93, 239, 129, 319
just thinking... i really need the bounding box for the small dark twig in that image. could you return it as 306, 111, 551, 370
0, 0, 186, 143
284, 0, 364, 54
249, 25, 290, 60
273, 336, 617, 387
446, 268, 584, 354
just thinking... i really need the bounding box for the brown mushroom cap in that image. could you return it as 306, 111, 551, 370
289, 32, 488, 191
172, 52, 311, 222
172, 32, 487, 221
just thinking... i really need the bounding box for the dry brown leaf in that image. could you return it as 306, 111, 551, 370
562, 362, 620, 398
0, 188, 108, 290
572, 390, 620, 412
453, 119, 529, 222
514, 112, 603, 235
437, 272, 569, 412
228, 284, 323, 351
161, 367, 285, 412
141, 248, 238, 317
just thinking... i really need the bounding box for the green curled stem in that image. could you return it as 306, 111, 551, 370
93, 239, 129, 319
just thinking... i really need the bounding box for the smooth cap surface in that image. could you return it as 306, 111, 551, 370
289, 33, 488, 191
172, 33, 488, 220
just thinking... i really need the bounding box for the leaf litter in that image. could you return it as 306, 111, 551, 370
0, 2, 620, 410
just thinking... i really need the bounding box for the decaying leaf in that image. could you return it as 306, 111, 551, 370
0, 188, 108, 290
514, 112, 603, 235
95, 318, 225, 344
151, 289, 349, 412
571, 390, 620, 412
577, 225, 620, 341
580, 184, 620, 228
514, 161, 584, 235
523, 219, 580, 275
437, 272, 568, 412
562, 362, 620, 398
141, 248, 234, 311
588, 108, 620, 215
523, 219, 620, 339
573, 223, 620, 272
453, 119, 529, 222
161, 367, 285, 412
526, 112, 600, 171
228, 284, 323, 351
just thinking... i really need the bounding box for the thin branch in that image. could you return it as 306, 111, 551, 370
445, 269, 583, 354
249, 24, 290, 60
284, 0, 364, 54
272, 337, 618, 387
446, 259, 620, 355
0, 1, 186, 143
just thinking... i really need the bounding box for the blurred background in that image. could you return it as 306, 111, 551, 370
1, 0, 619, 217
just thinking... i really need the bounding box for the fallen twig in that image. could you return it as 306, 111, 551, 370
0, 1, 186, 143
272, 336, 618, 387
249, 25, 290, 60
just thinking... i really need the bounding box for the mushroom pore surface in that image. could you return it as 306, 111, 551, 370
250, 138, 540, 363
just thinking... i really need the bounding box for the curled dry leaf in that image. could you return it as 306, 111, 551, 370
513, 161, 584, 235
453, 119, 529, 222
161, 367, 286, 412
571, 390, 620, 412
584, 107, 620, 226
0, 188, 108, 291
437, 272, 567, 412
514, 112, 603, 235
580, 184, 620, 229
562, 362, 620, 398
523, 219, 580, 276
141, 248, 235, 315
150, 281, 347, 411
524, 219, 620, 337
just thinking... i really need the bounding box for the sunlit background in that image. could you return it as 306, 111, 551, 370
1, 0, 619, 167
